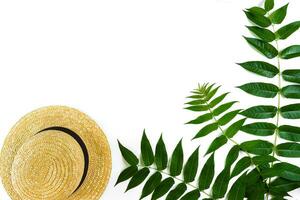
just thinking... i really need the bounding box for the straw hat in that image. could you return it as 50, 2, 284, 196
0, 106, 111, 200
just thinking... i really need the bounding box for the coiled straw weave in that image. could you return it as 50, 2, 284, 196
0, 106, 111, 200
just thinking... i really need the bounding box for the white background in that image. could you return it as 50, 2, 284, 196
1, 0, 300, 199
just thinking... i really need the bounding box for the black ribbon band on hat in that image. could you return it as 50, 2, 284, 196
37, 126, 89, 194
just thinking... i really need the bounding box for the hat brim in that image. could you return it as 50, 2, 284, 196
0, 106, 112, 200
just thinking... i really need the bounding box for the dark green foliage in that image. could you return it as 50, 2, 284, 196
115, 166, 138, 186
225, 145, 240, 168
227, 172, 247, 200
198, 153, 215, 190
238, 61, 278, 78
244, 10, 271, 28
240, 105, 277, 119
230, 157, 251, 178
282, 69, 300, 83
276, 21, 300, 40
183, 147, 199, 183
280, 45, 300, 59
212, 167, 231, 198
166, 183, 187, 200
180, 190, 200, 200
243, 37, 278, 58
141, 131, 154, 166
118, 140, 139, 166
265, 0, 274, 11
126, 168, 150, 192
117, 0, 300, 199
155, 135, 168, 170
241, 122, 276, 136
169, 140, 183, 177
238, 82, 279, 98
117, 134, 215, 199
269, 4, 289, 24
238, 0, 300, 198
247, 26, 275, 42
140, 172, 162, 199
152, 178, 175, 200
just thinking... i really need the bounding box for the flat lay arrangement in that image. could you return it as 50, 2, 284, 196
1, 0, 300, 199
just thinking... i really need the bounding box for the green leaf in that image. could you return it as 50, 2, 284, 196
227, 173, 247, 200
252, 155, 277, 165
225, 145, 240, 168
218, 109, 241, 126
206, 135, 228, 155
118, 140, 139, 166
282, 69, 300, 83
151, 177, 175, 200
265, 0, 274, 11
270, 178, 300, 196
170, 140, 184, 177
238, 82, 279, 98
244, 11, 271, 28
206, 86, 221, 101
282, 85, 300, 99
140, 172, 162, 199
186, 113, 213, 124
276, 21, 300, 40
279, 125, 300, 142
194, 123, 218, 139
269, 4, 289, 24
225, 118, 247, 138
271, 196, 288, 200
126, 168, 150, 192
199, 153, 215, 190
280, 45, 300, 59
141, 131, 154, 166
238, 61, 278, 78
241, 122, 276, 136
245, 169, 261, 186
180, 190, 200, 200
209, 92, 229, 108
276, 142, 300, 157
212, 167, 231, 198
278, 163, 300, 181
246, 26, 275, 42
247, 7, 267, 16
185, 105, 209, 112
155, 135, 168, 170
183, 147, 199, 183
246, 180, 265, 200
240, 140, 273, 155
213, 101, 238, 116
261, 162, 300, 181
166, 183, 187, 200
231, 157, 251, 178
240, 105, 277, 119
280, 103, 300, 119
115, 166, 138, 186
185, 99, 206, 105
244, 37, 278, 59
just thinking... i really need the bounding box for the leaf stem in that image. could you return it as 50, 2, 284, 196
205, 102, 261, 173
271, 23, 281, 163
137, 165, 213, 198
267, 22, 282, 200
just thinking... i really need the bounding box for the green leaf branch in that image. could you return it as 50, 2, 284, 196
117, 132, 213, 199
238, 0, 300, 199
116, 0, 300, 199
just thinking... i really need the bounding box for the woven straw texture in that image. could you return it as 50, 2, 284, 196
0, 106, 111, 200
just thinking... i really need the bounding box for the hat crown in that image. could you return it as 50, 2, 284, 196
11, 130, 85, 200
